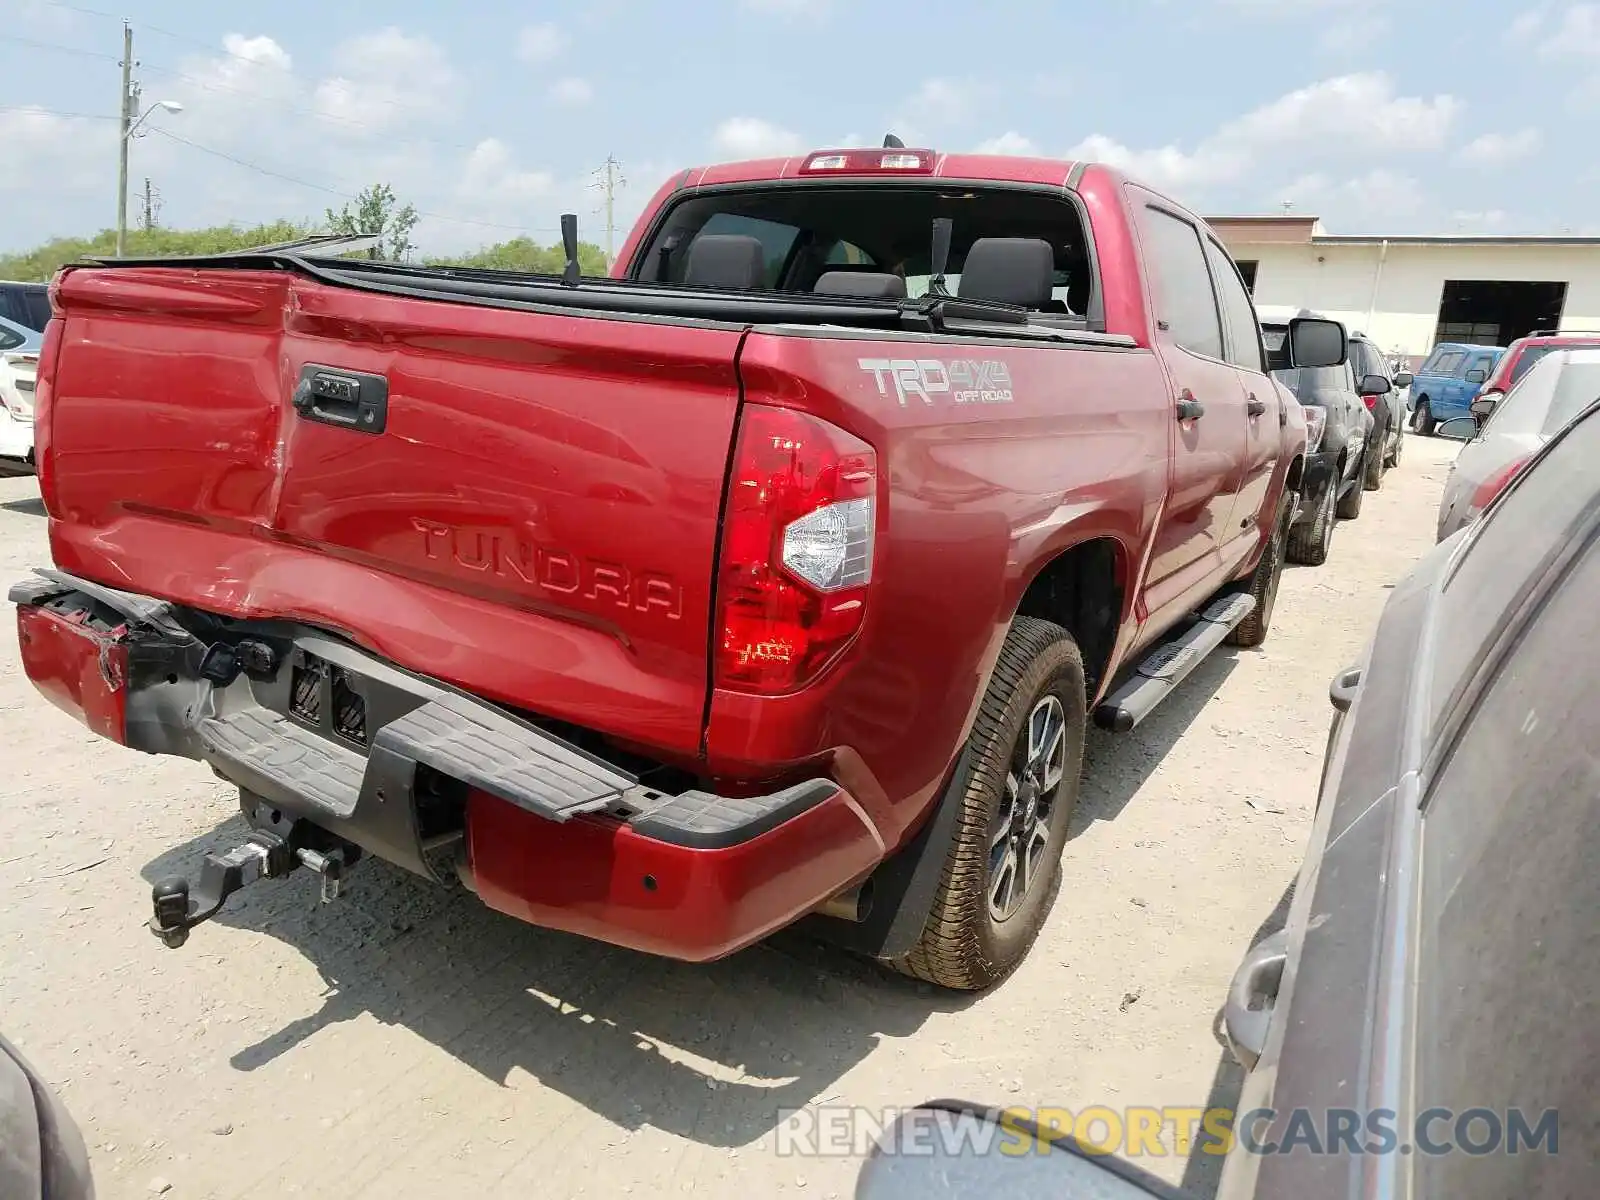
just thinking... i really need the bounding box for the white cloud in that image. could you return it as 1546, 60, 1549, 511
1273, 169, 1428, 223
313, 29, 457, 131
740, 0, 830, 16
1458, 128, 1543, 166
1540, 4, 1600, 55
1070, 73, 1459, 193
548, 77, 594, 107
712, 117, 804, 158
1450, 209, 1510, 230
1510, 10, 1546, 40
457, 139, 556, 204
517, 23, 569, 63
976, 131, 1039, 156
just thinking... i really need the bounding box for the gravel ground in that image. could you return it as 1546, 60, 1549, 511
0, 435, 1459, 1200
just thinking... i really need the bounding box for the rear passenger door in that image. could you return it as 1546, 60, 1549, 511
1130, 192, 1251, 621
1203, 235, 1279, 540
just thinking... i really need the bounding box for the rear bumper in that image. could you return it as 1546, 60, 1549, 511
12, 572, 884, 962
0, 409, 33, 472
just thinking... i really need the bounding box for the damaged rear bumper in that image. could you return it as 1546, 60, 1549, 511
11, 571, 884, 962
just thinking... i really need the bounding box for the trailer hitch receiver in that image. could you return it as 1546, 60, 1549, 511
148, 830, 347, 948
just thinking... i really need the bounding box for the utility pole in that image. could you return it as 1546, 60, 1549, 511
139, 177, 162, 232
593, 155, 625, 270
115, 20, 134, 257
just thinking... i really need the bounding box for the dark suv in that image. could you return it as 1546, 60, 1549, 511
1263, 313, 1377, 565
1349, 331, 1409, 479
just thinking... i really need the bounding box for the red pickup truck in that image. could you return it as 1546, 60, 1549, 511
11, 144, 1344, 990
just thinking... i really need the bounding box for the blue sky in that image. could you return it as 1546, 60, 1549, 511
2, 0, 1597, 255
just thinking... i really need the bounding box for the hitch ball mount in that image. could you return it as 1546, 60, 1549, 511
148, 828, 349, 949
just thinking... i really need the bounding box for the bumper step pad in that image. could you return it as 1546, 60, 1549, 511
200, 693, 636, 825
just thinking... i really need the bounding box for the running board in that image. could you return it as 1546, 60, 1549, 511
1093, 593, 1256, 733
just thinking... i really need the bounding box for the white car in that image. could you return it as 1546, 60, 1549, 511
0, 314, 41, 475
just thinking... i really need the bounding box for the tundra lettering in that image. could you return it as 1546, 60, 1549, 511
412, 517, 683, 619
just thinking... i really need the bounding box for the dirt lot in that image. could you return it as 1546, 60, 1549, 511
0, 435, 1459, 1200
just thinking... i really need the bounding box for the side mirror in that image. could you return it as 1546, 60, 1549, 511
856, 1104, 1189, 1200
1394, 371, 1414, 388
1470, 393, 1501, 418
1465, 368, 1488, 384
1437, 416, 1480, 441
1285, 315, 1347, 369
1358, 374, 1390, 397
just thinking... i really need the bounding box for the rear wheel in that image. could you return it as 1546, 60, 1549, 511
893, 617, 1086, 991
1411, 398, 1436, 435
1336, 460, 1366, 519
1227, 492, 1292, 649
1287, 479, 1335, 566
1364, 434, 1385, 490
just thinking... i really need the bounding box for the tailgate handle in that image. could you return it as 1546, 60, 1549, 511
293, 366, 388, 435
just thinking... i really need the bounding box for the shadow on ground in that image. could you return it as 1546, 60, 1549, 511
143, 819, 979, 1150
1076, 649, 1240, 829
0, 495, 45, 517
136, 649, 1238, 1156
1178, 882, 1297, 1199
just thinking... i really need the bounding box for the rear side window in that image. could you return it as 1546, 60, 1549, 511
1430, 403, 1600, 736
0, 324, 24, 352
1203, 237, 1265, 372
1138, 205, 1223, 360
1414, 516, 1600, 1200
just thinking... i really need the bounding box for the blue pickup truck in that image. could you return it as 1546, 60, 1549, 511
1407, 341, 1505, 434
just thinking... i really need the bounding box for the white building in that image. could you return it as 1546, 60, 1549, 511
1207, 216, 1600, 369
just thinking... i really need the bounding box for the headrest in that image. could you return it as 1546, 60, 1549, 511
813, 271, 908, 300
957, 238, 1056, 309
683, 234, 767, 289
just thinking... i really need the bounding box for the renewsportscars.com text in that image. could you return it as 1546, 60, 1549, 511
774, 1105, 1560, 1159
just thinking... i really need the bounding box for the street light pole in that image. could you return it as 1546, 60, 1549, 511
116, 20, 133, 257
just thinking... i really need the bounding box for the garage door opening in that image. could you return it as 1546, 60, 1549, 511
1434, 280, 1567, 346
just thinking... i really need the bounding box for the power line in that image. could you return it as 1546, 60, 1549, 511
147, 127, 562, 235
0, 104, 116, 121
0, 30, 119, 61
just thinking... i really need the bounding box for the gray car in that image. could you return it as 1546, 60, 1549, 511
858, 397, 1600, 1200
1, 1031, 94, 1199
1435, 346, 1600, 541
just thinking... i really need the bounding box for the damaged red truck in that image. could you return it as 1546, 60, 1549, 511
11, 146, 1345, 990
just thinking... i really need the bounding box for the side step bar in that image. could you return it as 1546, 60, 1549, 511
1093, 592, 1256, 732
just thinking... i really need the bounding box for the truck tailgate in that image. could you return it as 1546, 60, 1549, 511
44, 267, 745, 755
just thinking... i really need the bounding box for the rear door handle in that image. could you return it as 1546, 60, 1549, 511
1224, 928, 1290, 1073
1176, 390, 1205, 421
1247, 395, 1268, 417
292, 366, 389, 435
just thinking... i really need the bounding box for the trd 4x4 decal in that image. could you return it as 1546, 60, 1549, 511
858, 358, 1015, 406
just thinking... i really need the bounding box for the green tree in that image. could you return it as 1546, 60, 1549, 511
326, 183, 420, 262
429, 236, 608, 276
0, 220, 314, 282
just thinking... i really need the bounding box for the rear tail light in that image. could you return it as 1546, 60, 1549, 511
1362, 394, 1378, 411
1302, 405, 1327, 453
1468, 456, 1530, 519
715, 405, 878, 694
32, 316, 63, 509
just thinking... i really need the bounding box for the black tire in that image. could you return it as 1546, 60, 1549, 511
1411, 398, 1436, 435
1336, 461, 1365, 519
1287, 479, 1335, 566
1227, 492, 1292, 648
1385, 427, 1402, 469
893, 617, 1086, 991
1363, 434, 1385, 490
